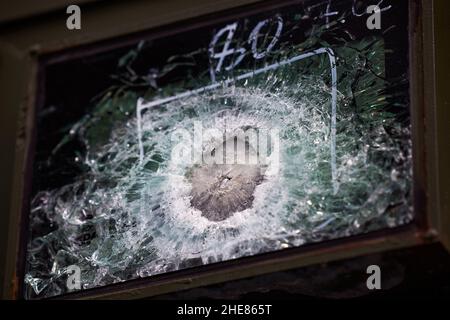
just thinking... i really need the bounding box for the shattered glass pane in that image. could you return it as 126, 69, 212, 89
25, 0, 413, 298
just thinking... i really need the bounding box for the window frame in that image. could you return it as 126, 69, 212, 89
0, 0, 444, 300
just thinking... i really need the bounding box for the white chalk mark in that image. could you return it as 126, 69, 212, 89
209, 22, 246, 82
137, 47, 338, 193
352, 0, 391, 17
324, 0, 339, 28
248, 16, 284, 60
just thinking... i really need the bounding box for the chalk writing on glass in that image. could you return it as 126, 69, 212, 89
209, 17, 284, 81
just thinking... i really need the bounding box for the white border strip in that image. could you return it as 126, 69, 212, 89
137, 47, 338, 192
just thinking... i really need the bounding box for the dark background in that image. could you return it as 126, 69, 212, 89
154, 243, 450, 300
